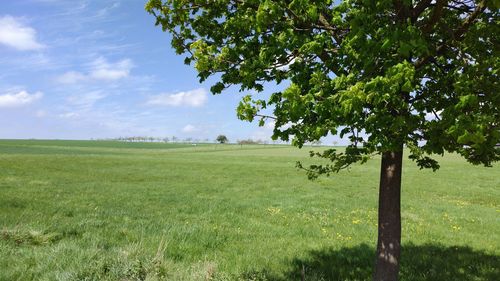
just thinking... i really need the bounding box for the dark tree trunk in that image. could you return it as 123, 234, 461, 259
373, 149, 403, 281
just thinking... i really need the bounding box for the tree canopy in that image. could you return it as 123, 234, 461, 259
146, 0, 499, 176
216, 134, 229, 143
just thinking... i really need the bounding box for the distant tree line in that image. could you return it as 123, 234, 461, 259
113, 136, 211, 143
101, 136, 334, 146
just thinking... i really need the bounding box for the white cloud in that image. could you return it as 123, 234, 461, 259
55, 57, 133, 84
35, 110, 47, 117
59, 112, 79, 119
182, 124, 198, 133
0, 16, 45, 51
249, 120, 291, 142
264, 120, 276, 129
55, 71, 86, 84
89, 57, 132, 80
250, 121, 275, 142
0, 90, 43, 107
146, 88, 208, 107
66, 91, 106, 108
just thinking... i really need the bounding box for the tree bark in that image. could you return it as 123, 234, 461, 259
373, 149, 403, 281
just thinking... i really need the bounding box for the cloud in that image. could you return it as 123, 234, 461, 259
35, 110, 47, 118
146, 88, 208, 107
55, 71, 86, 84
56, 57, 133, 84
249, 120, 291, 142
0, 90, 43, 107
66, 90, 106, 109
250, 121, 274, 142
264, 120, 276, 129
89, 57, 132, 80
182, 124, 197, 133
59, 112, 79, 119
0, 16, 45, 51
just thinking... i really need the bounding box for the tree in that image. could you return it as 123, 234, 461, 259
310, 140, 322, 146
146, 1, 499, 280
216, 134, 229, 144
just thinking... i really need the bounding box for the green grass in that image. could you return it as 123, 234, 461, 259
0, 140, 498, 281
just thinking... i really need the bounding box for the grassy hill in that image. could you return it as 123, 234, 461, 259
0, 140, 498, 280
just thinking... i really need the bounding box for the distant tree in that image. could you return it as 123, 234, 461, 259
216, 135, 229, 144
148, 1, 499, 280
310, 140, 322, 146
237, 139, 260, 145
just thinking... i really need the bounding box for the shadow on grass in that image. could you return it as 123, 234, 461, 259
241, 244, 499, 281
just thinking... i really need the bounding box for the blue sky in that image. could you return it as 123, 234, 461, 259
0, 0, 291, 142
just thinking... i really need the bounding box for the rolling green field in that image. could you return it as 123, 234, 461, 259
0, 140, 499, 281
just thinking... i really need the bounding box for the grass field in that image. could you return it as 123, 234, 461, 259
0, 140, 499, 281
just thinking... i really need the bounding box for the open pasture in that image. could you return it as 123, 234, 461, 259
0, 140, 498, 280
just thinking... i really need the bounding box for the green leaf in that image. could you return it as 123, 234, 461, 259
398, 42, 412, 57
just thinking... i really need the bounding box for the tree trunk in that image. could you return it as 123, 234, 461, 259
373, 149, 403, 281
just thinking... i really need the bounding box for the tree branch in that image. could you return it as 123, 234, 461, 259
411, 0, 433, 22
393, 0, 411, 22
453, 0, 487, 40
421, 0, 448, 34
317, 49, 347, 76
415, 0, 486, 69
318, 13, 344, 45
255, 114, 277, 120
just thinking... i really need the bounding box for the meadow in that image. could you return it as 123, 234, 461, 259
0, 140, 498, 281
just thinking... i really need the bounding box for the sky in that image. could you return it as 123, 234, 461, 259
0, 0, 296, 142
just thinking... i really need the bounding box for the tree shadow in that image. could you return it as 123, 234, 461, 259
240, 244, 499, 281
